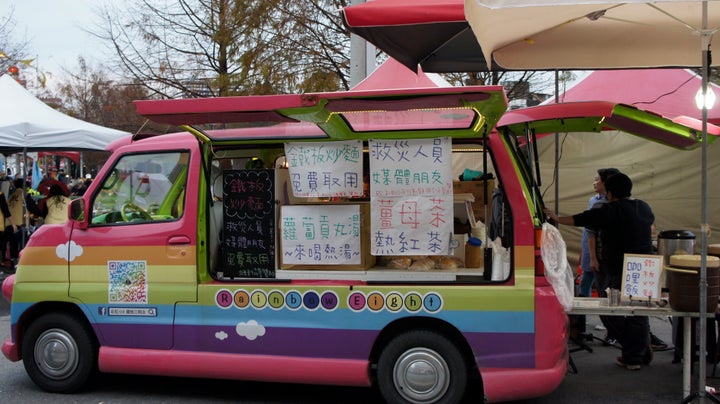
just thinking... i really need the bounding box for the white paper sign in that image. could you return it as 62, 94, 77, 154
368, 137, 453, 256
281, 205, 362, 265
621, 254, 663, 299
284, 140, 363, 197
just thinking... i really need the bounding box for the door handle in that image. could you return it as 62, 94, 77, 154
168, 236, 191, 245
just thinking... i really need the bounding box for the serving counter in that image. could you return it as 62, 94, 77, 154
570, 297, 717, 399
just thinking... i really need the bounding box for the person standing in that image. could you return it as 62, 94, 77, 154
545, 173, 654, 370
38, 184, 71, 225
0, 186, 18, 273
579, 168, 619, 297
4, 178, 40, 270
579, 168, 619, 339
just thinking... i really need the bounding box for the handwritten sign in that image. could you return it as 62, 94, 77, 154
368, 137, 453, 256
284, 140, 363, 197
220, 169, 275, 278
621, 254, 664, 300
280, 204, 362, 265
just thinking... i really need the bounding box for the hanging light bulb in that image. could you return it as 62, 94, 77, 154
697, 46, 715, 110
696, 86, 717, 110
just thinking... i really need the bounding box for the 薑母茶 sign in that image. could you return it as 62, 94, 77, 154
368, 137, 453, 256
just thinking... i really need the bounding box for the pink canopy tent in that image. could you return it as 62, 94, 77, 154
351, 57, 450, 91
547, 69, 720, 124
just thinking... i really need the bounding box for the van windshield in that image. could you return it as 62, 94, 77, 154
91, 152, 189, 224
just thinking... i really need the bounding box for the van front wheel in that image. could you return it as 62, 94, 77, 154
22, 313, 97, 393
377, 330, 468, 404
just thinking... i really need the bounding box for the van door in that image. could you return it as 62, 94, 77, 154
68, 148, 199, 349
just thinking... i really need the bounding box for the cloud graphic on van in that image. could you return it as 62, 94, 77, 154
215, 331, 229, 341
56, 241, 83, 262
236, 320, 265, 341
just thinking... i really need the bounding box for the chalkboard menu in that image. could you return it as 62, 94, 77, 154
220, 169, 275, 278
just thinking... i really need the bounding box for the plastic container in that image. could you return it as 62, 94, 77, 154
465, 237, 483, 268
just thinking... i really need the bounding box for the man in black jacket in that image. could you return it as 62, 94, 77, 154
545, 173, 654, 370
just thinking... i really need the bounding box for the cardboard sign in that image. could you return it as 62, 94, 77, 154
621, 254, 664, 300
284, 140, 364, 198
369, 137, 453, 256
280, 204, 363, 265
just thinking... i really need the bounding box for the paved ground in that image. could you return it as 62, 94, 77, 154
511, 314, 720, 403
2, 269, 719, 403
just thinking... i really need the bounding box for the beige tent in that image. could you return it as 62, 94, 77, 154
540, 131, 720, 268
537, 70, 720, 268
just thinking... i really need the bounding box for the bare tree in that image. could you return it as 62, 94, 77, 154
442, 70, 575, 108
92, 0, 351, 98
56, 57, 165, 134
0, 8, 32, 80
90, 0, 584, 104
272, 0, 351, 91
92, 0, 274, 98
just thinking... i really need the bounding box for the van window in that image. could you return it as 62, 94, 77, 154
91, 152, 189, 225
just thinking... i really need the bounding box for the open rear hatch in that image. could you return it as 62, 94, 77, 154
495, 101, 720, 224
497, 101, 720, 149
134, 86, 508, 142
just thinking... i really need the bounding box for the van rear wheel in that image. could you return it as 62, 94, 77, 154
22, 313, 97, 393
377, 330, 468, 404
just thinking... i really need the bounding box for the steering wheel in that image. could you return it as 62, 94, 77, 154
120, 203, 153, 222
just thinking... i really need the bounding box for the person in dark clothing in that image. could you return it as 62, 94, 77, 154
4, 178, 41, 270
0, 188, 18, 273
545, 173, 654, 370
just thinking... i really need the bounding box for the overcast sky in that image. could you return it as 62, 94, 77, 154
7, 0, 105, 84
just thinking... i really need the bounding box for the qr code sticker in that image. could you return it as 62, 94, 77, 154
108, 261, 148, 304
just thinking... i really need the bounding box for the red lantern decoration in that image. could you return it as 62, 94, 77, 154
7, 65, 19, 75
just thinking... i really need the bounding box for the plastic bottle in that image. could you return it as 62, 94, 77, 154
465, 237, 483, 268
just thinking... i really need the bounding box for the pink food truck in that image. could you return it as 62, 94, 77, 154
2, 85, 713, 403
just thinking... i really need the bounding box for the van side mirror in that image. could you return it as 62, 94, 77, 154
70, 198, 88, 229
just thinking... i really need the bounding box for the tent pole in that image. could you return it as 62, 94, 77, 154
697, 1, 710, 399
21, 148, 27, 247
554, 71, 559, 216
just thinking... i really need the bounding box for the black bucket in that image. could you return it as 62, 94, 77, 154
667, 255, 720, 312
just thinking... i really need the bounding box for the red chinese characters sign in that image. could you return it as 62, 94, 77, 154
369, 137, 453, 256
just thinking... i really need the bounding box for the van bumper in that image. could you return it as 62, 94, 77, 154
2, 338, 19, 362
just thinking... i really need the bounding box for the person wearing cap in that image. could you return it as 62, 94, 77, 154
545, 172, 654, 370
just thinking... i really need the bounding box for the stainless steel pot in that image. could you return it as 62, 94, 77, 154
657, 230, 695, 290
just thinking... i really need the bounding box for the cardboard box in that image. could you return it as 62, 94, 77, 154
453, 179, 494, 222
279, 203, 375, 270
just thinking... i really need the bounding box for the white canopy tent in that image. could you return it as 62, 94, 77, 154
0, 74, 130, 183
0, 75, 130, 153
